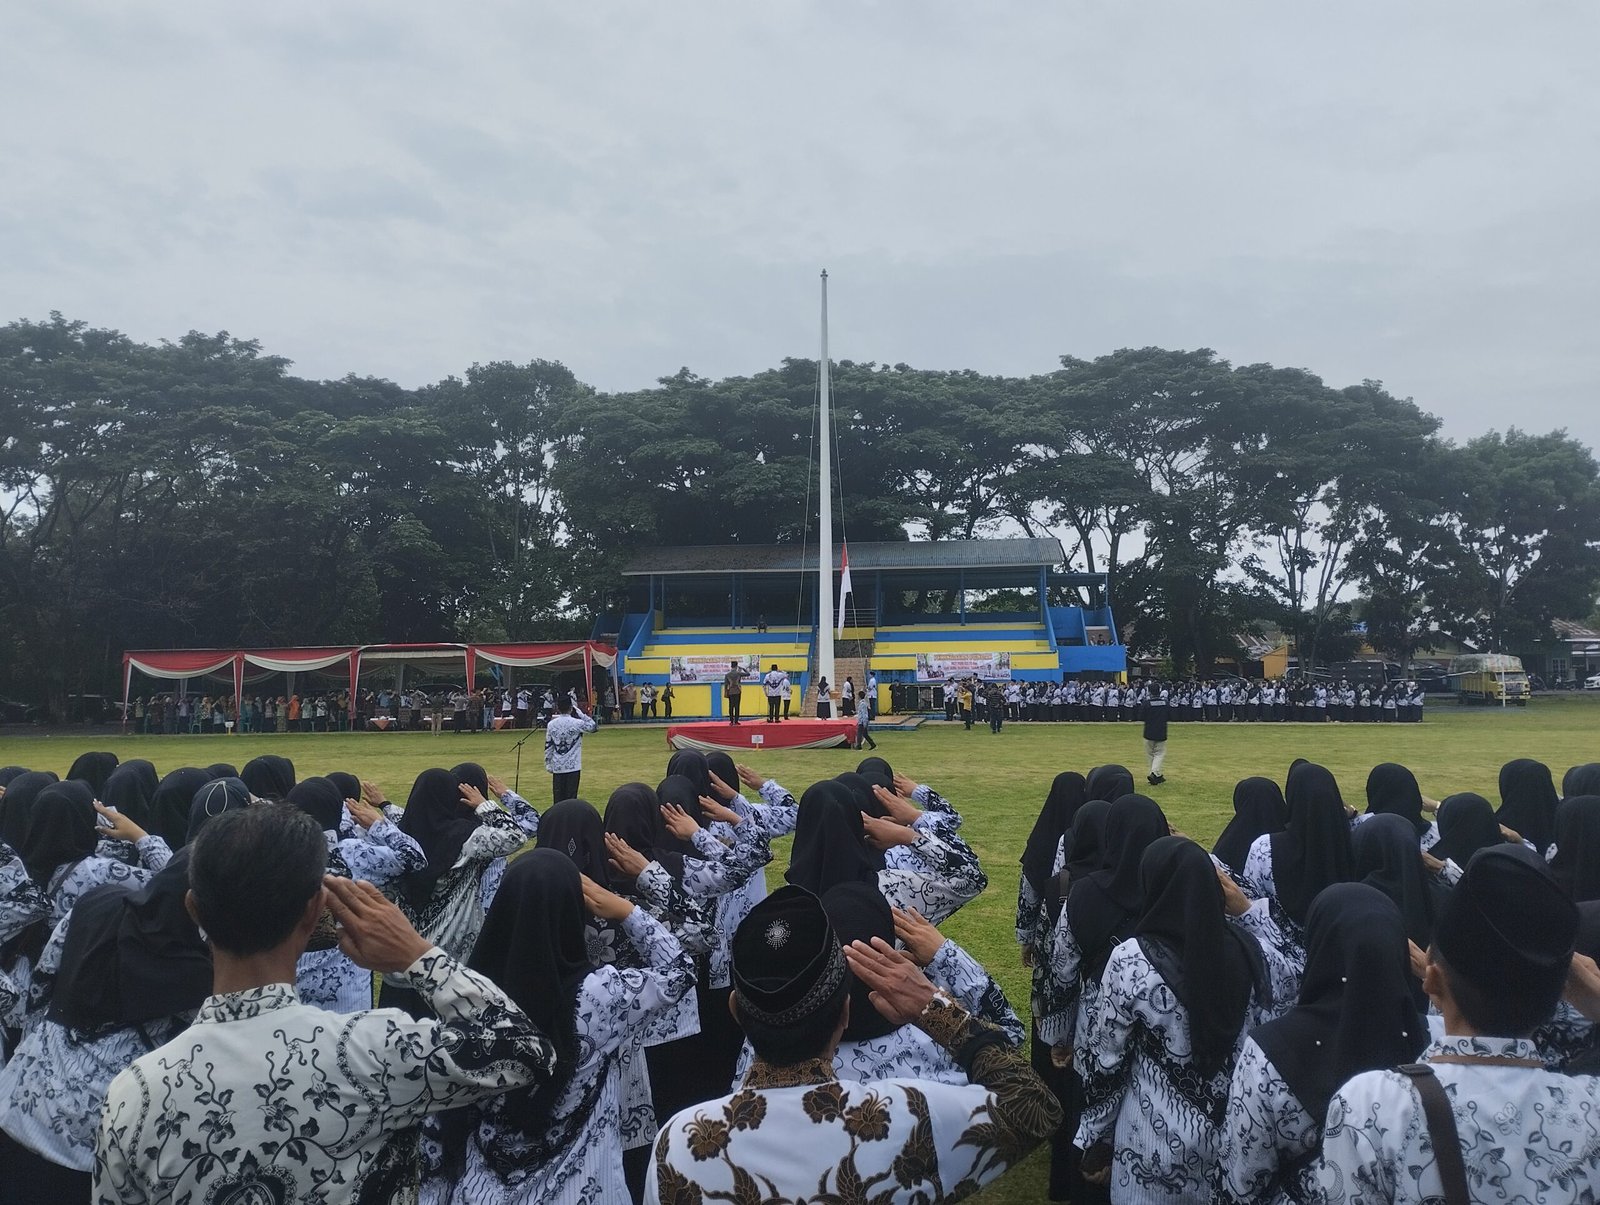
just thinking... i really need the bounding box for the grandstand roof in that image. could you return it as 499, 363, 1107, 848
623, 538, 1067, 577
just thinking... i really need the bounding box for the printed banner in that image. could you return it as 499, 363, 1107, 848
669, 653, 763, 685
914, 651, 1012, 682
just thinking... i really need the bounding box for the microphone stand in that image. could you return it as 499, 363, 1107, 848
508, 730, 536, 794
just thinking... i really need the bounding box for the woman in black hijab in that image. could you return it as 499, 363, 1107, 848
0, 849, 210, 1195
1212, 777, 1287, 874
654, 775, 707, 866
240, 755, 296, 802
430, 848, 690, 1202
1430, 792, 1505, 877
857, 755, 895, 782
834, 771, 886, 821
785, 781, 880, 897
1353, 812, 1444, 951
1075, 836, 1270, 1198
820, 882, 900, 1044
0, 767, 28, 790
665, 750, 710, 797
17, 781, 101, 888
1064, 795, 1171, 983
101, 761, 159, 832
1550, 795, 1600, 902
1254, 762, 1354, 928
603, 782, 670, 891
203, 763, 237, 781
1564, 763, 1600, 799
146, 768, 212, 849
704, 750, 740, 796
326, 772, 362, 804
450, 762, 490, 798
1085, 764, 1135, 803
384, 768, 526, 1016
287, 777, 346, 835
1020, 772, 1089, 947
538, 798, 609, 884
1364, 763, 1429, 836
65, 752, 118, 796
0, 771, 57, 856
1222, 883, 1425, 1202
1497, 758, 1560, 853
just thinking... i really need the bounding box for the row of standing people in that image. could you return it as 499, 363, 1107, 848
943, 677, 1429, 723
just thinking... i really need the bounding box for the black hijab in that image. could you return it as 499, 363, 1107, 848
1353, 813, 1443, 949
1212, 778, 1288, 872
1253, 882, 1426, 1121
1432, 793, 1504, 868
0, 766, 28, 789
1364, 763, 1429, 836
787, 781, 880, 897
241, 755, 296, 802
1550, 796, 1600, 902
48, 848, 212, 1032
204, 763, 238, 780
538, 798, 609, 884
856, 756, 895, 782
1497, 759, 1560, 853
187, 777, 251, 839
1022, 772, 1088, 898
821, 882, 899, 1042
453, 849, 593, 1175
66, 751, 119, 795
19, 780, 98, 886
705, 751, 739, 795
451, 762, 490, 798
148, 768, 213, 848
1085, 764, 1136, 803
288, 777, 345, 834
326, 772, 361, 806
1135, 836, 1264, 1076
1564, 764, 1600, 799
1271, 763, 1354, 925
1067, 794, 1169, 976
102, 761, 159, 831
397, 769, 480, 907
1064, 800, 1113, 882
655, 774, 705, 864
665, 750, 710, 796
836, 772, 888, 820
0, 770, 59, 854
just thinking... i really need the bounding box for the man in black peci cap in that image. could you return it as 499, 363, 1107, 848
646, 885, 1061, 1203
1315, 845, 1600, 1203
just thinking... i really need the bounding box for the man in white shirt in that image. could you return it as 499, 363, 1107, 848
94, 805, 557, 1205
544, 694, 597, 804
1316, 846, 1600, 1203
866, 672, 879, 719
763, 663, 785, 723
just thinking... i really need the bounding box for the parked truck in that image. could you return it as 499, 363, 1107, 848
1450, 653, 1530, 706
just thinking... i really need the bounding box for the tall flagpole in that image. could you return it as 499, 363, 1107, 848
817, 270, 836, 697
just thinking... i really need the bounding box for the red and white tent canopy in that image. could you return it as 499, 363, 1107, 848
123, 642, 617, 719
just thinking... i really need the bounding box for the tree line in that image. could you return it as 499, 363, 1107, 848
3, 313, 1597, 713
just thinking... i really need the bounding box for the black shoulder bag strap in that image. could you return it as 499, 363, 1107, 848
1397, 1063, 1471, 1205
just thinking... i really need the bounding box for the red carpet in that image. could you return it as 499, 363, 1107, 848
665, 718, 858, 752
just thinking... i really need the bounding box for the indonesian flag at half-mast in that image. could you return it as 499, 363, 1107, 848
837, 543, 853, 636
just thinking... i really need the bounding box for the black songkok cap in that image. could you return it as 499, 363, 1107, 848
1435, 845, 1577, 1001
732, 885, 850, 1028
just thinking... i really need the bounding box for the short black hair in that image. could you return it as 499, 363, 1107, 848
189, 804, 326, 956
737, 991, 849, 1066
1433, 946, 1564, 1038
558, 694, 574, 714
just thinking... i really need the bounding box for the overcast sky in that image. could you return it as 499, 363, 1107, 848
4, 2, 1597, 449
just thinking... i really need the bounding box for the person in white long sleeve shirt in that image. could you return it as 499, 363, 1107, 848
544, 696, 597, 805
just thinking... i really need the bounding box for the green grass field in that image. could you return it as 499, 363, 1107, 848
4, 696, 1596, 1201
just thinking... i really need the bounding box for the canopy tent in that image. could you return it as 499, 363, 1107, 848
122, 642, 617, 728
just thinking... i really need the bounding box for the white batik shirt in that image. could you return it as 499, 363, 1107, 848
1074, 903, 1299, 1204
94, 949, 559, 1205
1214, 1035, 1331, 1205
421, 910, 694, 1205
297, 820, 428, 1012
475, 789, 542, 915
1315, 1035, 1600, 1204
47, 837, 172, 921
543, 711, 596, 774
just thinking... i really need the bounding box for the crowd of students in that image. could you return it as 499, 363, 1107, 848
0, 742, 1594, 1203
942, 676, 1430, 724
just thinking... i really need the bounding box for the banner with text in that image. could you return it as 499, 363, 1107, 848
914, 651, 1012, 682
669, 653, 766, 685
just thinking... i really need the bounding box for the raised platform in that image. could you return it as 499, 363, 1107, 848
665, 718, 857, 752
